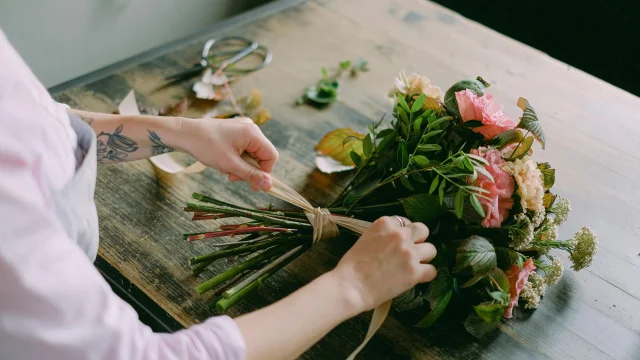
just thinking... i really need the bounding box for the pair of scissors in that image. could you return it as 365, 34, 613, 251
165, 36, 272, 81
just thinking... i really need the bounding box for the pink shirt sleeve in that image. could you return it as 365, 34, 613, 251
0, 28, 246, 360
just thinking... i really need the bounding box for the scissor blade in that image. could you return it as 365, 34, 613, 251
165, 65, 205, 81
218, 42, 259, 70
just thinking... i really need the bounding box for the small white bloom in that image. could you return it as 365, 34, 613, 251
510, 213, 534, 250
551, 196, 571, 225
535, 223, 558, 242
528, 272, 547, 297
569, 226, 598, 271
545, 257, 564, 285
388, 70, 443, 100
520, 282, 541, 309
531, 208, 546, 228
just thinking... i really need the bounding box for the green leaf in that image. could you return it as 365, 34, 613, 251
470, 194, 486, 217
343, 178, 381, 207
413, 117, 423, 135
491, 129, 524, 149
429, 175, 440, 194
537, 162, 555, 190
413, 155, 429, 168
470, 169, 478, 183
438, 179, 446, 205
543, 192, 556, 209
464, 314, 499, 339
417, 144, 442, 152
462, 158, 474, 172
397, 94, 410, 113
397, 140, 409, 168
363, 134, 373, 158
463, 120, 484, 128
400, 176, 414, 191
339, 60, 351, 70
473, 301, 504, 323
517, 97, 545, 149
489, 291, 510, 305
454, 235, 497, 275
416, 270, 454, 328
421, 130, 444, 141
411, 172, 428, 183
321, 67, 328, 78
376, 129, 393, 139
350, 151, 362, 167
376, 130, 397, 153
411, 94, 427, 113
504, 136, 534, 161
487, 268, 510, 292
400, 194, 444, 224
466, 153, 489, 165
517, 255, 524, 270
454, 188, 464, 219
461, 275, 484, 288
428, 116, 453, 129
392, 288, 424, 312
465, 185, 490, 194
475, 165, 495, 183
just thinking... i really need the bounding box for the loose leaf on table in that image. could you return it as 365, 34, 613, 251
399, 194, 444, 224
517, 97, 546, 149
416, 269, 454, 328
537, 162, 556, 189
315, 128, 365, 166
464, 313, 499, 339
454, 235, 497, 275
504, 136, 534, 161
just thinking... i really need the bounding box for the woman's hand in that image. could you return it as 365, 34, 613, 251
331, 216, 437, 313
180, 117, 279, 191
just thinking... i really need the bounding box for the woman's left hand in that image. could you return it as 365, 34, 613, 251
179, 117, 279, 191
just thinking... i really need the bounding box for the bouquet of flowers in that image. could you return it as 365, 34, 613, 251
182, 71, 597, 337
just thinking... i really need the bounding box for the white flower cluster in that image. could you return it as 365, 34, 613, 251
510, 213, 534, 250
551, 195, 571, 225
388, 70, 443, 100
531, 208, 546, 228
569, 226, 598, 271
521, 272, 546, 309
535, 223, 559, 242
545, 257, 564, 285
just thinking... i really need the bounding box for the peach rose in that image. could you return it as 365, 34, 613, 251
455, 89, 517, 140
470, 148, 515, 228
504, 258, 536, 318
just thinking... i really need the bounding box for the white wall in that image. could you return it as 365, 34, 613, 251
0, 0, 267, 87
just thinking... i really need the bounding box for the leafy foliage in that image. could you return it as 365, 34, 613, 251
416, 269, 454, 328
537, 162, 556, 189
315, 128, 365, 166
399, 194, 444, 224
516, 97, 546, 149
455, 236, 497, 276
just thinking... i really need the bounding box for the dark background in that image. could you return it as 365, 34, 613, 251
434, 0, 640, 96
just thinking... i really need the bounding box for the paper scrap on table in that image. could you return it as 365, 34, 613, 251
118, 90, 206, 174
315, 155, 355, 173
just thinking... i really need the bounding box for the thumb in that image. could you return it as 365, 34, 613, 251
226, 154, 273, 191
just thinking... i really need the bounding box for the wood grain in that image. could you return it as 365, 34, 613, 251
53, 0, 640, 358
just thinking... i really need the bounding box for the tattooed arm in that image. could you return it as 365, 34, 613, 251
71, 110, 179, 163
69, 110, 279, 191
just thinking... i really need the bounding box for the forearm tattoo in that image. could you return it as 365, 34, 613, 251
148, 130, 174, 155
96, 125, 139, 163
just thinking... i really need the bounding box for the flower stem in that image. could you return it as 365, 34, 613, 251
215, 245, 306, 311
189, 235, 298, 265
195, 242, 296, 295
187, 227, 295, 242
187, 201, 312, 230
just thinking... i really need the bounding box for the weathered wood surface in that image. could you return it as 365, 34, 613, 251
53, 0, 640, 358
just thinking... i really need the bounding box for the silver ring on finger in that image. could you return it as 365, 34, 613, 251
395, 215, 406, 227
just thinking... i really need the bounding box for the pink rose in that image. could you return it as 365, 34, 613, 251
455, 89, 517, 140
470, 148, 515, 228
504, 258, 536, 318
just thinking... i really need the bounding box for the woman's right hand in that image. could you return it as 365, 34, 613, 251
331, 216, 438, 314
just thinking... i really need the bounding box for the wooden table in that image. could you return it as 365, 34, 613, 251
51, 0, 640, 358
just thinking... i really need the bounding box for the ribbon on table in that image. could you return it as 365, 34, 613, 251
118, 90, 390, 359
